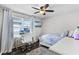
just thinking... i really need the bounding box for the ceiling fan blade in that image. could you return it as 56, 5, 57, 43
32, 7, 39, 10
44, 4, 49, 9
34, 11, 39, 14
46, 10, 54, 12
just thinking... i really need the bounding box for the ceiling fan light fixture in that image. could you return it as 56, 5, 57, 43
39, 7, 45, 15
39, 10, 45, 15
32, 4, 54, 15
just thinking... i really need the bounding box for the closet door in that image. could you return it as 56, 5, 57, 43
0, 8, 3, 51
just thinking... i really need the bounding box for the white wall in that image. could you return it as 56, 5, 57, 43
42, 4, 79, 34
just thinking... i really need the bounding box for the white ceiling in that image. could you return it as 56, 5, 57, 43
1, 4, 55, 18
1, 4, 79, 19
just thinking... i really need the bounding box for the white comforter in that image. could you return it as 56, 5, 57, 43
39, 34, 64, 46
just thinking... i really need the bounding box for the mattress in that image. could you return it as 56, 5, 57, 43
49, 37, 79, 55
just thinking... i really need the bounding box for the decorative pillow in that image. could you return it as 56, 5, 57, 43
73, 29, 79, 39
68, 30, 74, 37
60, 31, 69, 37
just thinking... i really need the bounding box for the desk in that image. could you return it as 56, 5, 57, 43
49, 37, 79, 55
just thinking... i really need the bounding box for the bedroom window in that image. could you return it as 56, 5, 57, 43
12, 16, 33, 39
12, 17, 22, 38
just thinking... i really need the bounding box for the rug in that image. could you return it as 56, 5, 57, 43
26, 46, 60, 55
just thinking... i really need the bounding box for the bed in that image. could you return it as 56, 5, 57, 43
39, 33, 67, 47
49, 37, 79, 55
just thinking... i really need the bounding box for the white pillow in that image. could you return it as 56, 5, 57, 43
68, 30, 74, 37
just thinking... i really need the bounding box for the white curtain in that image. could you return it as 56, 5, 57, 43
0, 9, 3, 51
1, 9, 14, 53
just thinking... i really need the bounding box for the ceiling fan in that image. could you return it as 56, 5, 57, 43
32, 4, 54, 15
